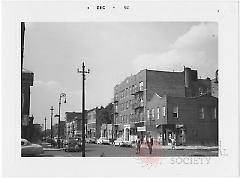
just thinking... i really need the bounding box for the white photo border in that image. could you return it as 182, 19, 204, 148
1, 0, 239, 177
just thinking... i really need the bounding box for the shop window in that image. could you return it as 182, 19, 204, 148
200, 107, 205, 119
173, 106, 178, 118
199, 87, 203, 96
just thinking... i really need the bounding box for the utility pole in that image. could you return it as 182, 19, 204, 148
77, 62, 90, 157
44, 117, 47, 141
50, 106, 54, 142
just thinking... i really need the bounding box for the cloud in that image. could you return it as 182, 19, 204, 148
33, 80, 81, 97
133, 22, 218, 78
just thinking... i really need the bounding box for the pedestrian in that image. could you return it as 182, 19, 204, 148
171, 137, 176, 150
148, 135, 153, 154
136, 136, 141, 154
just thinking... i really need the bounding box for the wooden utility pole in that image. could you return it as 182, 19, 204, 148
77, 62, 90, 157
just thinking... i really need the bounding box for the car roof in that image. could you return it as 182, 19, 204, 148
21, 138, 29, 142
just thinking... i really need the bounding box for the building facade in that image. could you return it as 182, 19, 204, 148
86, 108, 100, 139
65, 112, 83, 138
113, 67, 213, 142
100, 124, 113, 139
211, 70, 219, 98
147, 94, 218, 145
53, 121, 66, 139
21, 68, 34, 140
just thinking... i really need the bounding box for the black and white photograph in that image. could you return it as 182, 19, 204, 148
21, 22, 219, 157
1, 0, 239, 177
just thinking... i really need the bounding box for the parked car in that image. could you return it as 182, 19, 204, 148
21, 138, 44, 156
85, 138, 91, 143
64, 138, 81, 152
113, 138, 123, 146
89, 137, 97, 144
121, 140, 133, 147
96, 137, 110, 144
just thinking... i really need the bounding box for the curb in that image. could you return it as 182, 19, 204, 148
43, 148, 63, 151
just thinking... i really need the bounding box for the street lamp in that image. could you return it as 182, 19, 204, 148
57, 93, 66, 148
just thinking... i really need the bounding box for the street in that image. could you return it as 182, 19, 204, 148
39, 143, 218, 157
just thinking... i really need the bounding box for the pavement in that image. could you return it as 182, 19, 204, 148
43, 144, 218, 152
39, 143, 218, 157
131, 143, 218, 150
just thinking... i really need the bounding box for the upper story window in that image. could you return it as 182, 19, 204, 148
151, 108, 155, 120
173, 106, 178, 118
162, 106, 166, 117
139, 81, 144, 91
157, 107, 160, 119
200, 107, 205, 119
147, 109, 150, 120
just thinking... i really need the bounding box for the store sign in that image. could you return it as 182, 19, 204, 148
137, 126, 146, 132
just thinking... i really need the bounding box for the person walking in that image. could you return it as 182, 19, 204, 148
147, 135, 153, 154
171, 137, 176, 150
136, 136, 141, 154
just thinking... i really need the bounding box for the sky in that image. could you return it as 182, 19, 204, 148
23, 22, 218, 127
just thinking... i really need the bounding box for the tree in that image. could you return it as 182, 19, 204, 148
98, 103, 113, 125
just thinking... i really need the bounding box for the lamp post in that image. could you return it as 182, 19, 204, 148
57, 93, 66, 148
44, 117, 47, 141
50, 106, 54, 146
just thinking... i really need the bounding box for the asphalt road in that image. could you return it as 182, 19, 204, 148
40, 143, 218, 157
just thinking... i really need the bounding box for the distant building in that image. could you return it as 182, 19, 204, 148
65, 112, 84, 138
113, 67, 213, 142
53, 121, 66, 139
147, 93, 218, 145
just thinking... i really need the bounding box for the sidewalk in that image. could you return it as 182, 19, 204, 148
139, 144, 218, 150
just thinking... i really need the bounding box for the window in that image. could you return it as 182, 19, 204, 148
126, 101, 129, 109
199, 87, 203, 96
147, 109, 150, 120
139, 81, 144, 91
151, 109, 155, 120
157, 107, 160, 119
162, 106, 166, 117
200, 107, 205, 119
173, 106, 178, 118
213, 107, 217, 119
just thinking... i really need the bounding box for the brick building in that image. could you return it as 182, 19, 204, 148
113, 67, 213, 143
147, 93, 218, 145
21, 68, 34, 140
86, 108, 102, 139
